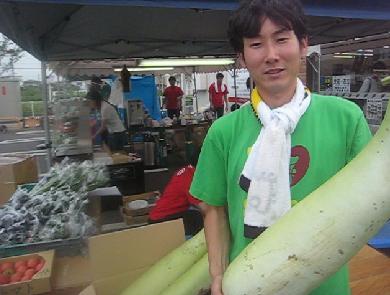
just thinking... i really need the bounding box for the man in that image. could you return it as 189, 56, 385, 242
359, 61, 386, 92
163, 76, 184, 119
87, 89, 127, 152
209, 73, 229, 118
190, 1, 372, 295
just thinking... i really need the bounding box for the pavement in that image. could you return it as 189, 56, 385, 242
0, 128, 50, 174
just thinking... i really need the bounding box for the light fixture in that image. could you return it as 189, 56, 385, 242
139, 58, 235, 67
113, 67, 174, 72
384, 46, 390, 49
333, 55, 354, 59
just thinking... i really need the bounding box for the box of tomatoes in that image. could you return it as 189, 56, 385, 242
0, 250, 54, 295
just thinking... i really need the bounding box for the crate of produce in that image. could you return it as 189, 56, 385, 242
0, 250, 54, 295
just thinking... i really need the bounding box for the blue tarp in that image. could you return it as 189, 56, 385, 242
125, 76, 161, 121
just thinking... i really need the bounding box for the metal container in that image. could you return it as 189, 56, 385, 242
144, 141, 156, 166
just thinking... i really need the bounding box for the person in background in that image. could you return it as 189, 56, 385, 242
86, 89, 127, 152
190, 0, 372, 294
149, 148, 204, 236
359, 61, 386, 93
163, 76, 184, 119
90, 75, 111, 99
209, 73, 229, 118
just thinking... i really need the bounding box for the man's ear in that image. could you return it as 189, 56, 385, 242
299, 37, 309, 58
238, 53, 246, 68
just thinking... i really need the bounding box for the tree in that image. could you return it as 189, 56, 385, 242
0, 34, 24, 76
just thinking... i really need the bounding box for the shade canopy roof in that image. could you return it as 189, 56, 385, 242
0, 0, 389, 61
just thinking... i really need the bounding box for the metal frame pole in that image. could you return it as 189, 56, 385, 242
41, 61, 52, 167
193, 67, 199, 113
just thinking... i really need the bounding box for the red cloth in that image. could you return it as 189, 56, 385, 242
163, 86, 184, 109
149, 165, 201, 221
209, 82, 228, 107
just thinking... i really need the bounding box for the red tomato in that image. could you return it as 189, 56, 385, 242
24, 268, 35, 278
10, 272, 22, 283
0, 262, 15, 273
35, 261, 45, 273
15, 265, 28, 275
20, 275, 31, 282
14, 260, 27, 269
0, 273, 10, 285
26, 257, 40, 269
21, 272, 34, 281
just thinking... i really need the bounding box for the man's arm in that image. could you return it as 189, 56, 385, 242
178, 89, 184, 110
224, 93, 228, 112
209, 91, 214, 110
93, 119, 107, 140
198, 203, 230, 295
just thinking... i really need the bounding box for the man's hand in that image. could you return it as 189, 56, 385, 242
225, 105, 229, 112
210, 275, 224, 295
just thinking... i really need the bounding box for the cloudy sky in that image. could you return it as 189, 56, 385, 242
14, 52, 42, 81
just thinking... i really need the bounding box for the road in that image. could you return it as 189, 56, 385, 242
0, 128, 50, 174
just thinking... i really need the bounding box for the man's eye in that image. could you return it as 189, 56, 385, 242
250, 42, 262, 48
277, 37, 288, 43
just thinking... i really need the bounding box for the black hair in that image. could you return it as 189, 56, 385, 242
168, 76, 176, 82
216, 73, 224, 79
91, 75, 102, 84
86, 89, 103, 101
227, 0, 308, 53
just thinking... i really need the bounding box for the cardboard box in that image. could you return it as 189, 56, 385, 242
0, 250, 55, 295
0, 154, 38, 184
122, 211, 149, 226
0, 182, 17, 206
123, 191, 160, 216
80, 219, 185, 295
110, 153, 131, 164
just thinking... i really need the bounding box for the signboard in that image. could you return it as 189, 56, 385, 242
227, 69, 250, 99
332, 75, 350, 93
366, 94, 383, 124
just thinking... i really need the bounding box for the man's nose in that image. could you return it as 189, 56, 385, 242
264, 43, 279, 63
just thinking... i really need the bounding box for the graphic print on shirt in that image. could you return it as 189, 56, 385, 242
290, 145, 310, 186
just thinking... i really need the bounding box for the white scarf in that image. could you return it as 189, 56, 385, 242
241, 78, 311, 232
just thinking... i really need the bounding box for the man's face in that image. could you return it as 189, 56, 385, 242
169, 79, 176, 86
239, 18, 307, 99
216, 77, 223, 84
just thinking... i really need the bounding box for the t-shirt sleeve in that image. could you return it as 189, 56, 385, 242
178, 87, 184, 96
208, 84, 214, 93
348, 113, 372, 162
190, 129, 227, 206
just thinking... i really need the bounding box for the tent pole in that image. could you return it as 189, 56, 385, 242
193, 67, 199, 113
41, 61, 52, 167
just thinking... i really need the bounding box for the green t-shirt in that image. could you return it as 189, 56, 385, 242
190, 93, 372, 295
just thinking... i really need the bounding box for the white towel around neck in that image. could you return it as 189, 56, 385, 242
242, 78, 311, 228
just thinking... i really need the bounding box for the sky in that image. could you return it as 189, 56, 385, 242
14, 52, 42, 81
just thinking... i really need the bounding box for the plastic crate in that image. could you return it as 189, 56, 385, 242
368, 220, 390, 257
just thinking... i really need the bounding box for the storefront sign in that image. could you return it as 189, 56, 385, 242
332, 75, 350, 93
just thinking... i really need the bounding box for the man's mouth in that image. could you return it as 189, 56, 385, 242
264, 68, 284, 75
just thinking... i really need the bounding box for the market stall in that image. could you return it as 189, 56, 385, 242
0, 1, 390, 294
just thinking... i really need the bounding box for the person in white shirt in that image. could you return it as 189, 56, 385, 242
87, 89, 127, 152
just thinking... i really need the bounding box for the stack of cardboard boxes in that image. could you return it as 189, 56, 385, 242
122, 191, 160, 226
0, 154, 38, 205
